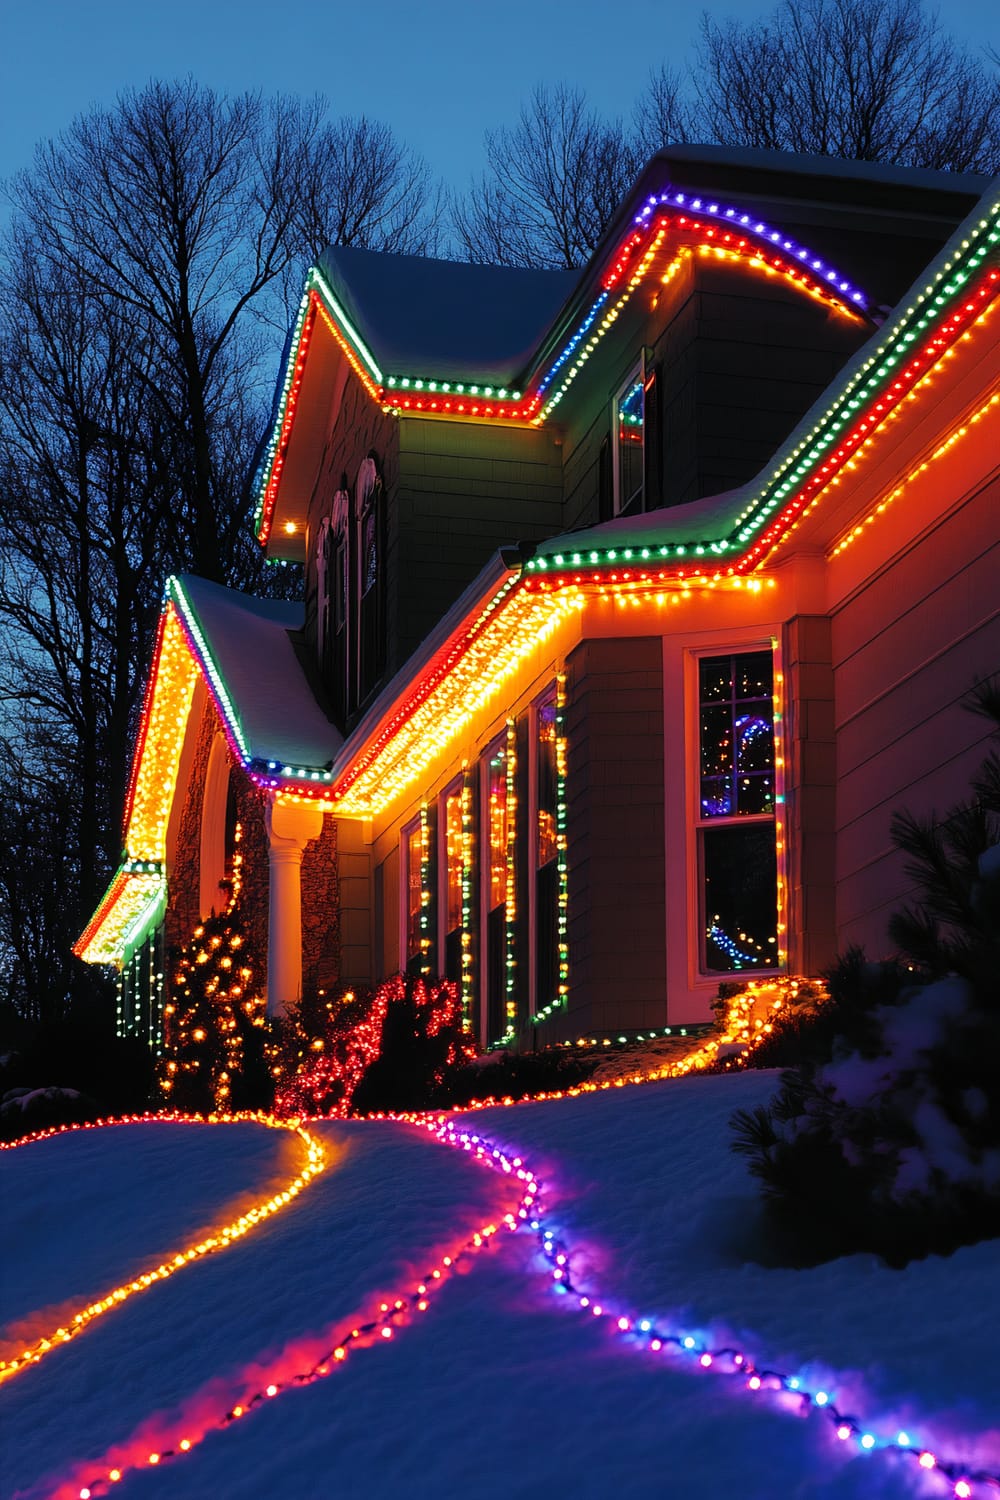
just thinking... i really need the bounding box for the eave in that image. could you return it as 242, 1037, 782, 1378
254, 190, 880, 552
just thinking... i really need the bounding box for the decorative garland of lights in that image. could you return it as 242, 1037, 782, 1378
254, 202, 874, 545
533, 675, 570, 1028
452, 979, 821, 1113
460, 767, 475, 1030
499, 717, 519, 1048
0, 1114, 326, 1385
524, 253, 1000, 579
419, 802, 432, 977
513, 1159, 996, 1498
828, 383, 1000, 559
79, 220, 998, 966
52, 1124, 537, 1500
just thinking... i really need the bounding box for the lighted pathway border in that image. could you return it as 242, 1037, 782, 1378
28, 1107, 1000, 1500
0, 1113, 326, 1386
423, 1113, 1000, 1499
38, 1128, 536, 1500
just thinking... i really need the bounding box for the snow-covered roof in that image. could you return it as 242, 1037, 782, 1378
315, 246, 576, 386
173, 576, 342, 770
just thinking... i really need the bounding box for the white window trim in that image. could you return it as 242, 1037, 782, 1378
612, 358, 645, 517
689, 641, 786, 981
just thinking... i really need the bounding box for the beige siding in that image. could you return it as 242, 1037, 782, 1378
832, 472, 1000, 952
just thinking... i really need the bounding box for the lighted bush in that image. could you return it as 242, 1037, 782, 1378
274, 974, 473, 1119
732, 681, 1000, 1265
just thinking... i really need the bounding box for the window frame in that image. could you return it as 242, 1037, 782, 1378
400, 813, 424, 973
690, 642, 786, 980
612, 359, 645, 517
479, 730, 509, 1045
438, 774, 466, 984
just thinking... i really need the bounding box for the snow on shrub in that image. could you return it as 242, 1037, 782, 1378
732, 680, 1000, 1264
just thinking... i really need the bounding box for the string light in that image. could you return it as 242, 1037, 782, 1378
51, 1123, 538, 1500
253, 205, 875, 546
0, 1113, 326, 1384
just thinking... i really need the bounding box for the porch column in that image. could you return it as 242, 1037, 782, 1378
265, 796, 324, 1017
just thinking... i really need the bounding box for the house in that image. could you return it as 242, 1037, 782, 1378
75, 148, 1000, 1053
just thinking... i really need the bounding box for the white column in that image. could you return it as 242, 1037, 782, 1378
265, 796, 324, 1017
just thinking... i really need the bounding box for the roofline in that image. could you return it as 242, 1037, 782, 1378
253, 156, 902, 548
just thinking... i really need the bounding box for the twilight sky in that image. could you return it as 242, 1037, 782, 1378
2, 0, 998, 205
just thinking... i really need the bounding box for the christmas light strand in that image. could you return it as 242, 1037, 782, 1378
254, 206, 874, 545
47, 1126, 537, 1500
0, 1114, 326, 1386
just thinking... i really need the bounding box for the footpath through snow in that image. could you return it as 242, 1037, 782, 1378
3, 1071, 1000, 1499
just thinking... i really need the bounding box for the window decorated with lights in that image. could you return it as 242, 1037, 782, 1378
615, 368, 644, 516
535, 685, 566, 1019
697, 650, 781, 973
402, 816, 423, 969
482, 734, 509, 1045
441, 780, 464, 983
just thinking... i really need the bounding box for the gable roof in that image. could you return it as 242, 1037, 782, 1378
256, 147, 991, 550
316, 247, 575, 387
75, 577, 342, 965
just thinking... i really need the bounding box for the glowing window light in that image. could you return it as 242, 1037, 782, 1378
0, 1113, 326, 1385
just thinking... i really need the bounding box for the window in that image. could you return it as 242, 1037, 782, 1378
535, 688, 559, 1013
481, 734, 509, 1045
614, 365, 644, 516
696, 650, 781, 973
355, 454, 385, 707
402, 816, 424, 973
319, 485, 349, 714
440, 779, 464, 983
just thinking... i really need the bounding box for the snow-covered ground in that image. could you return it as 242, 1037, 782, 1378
3, 1072, 1000, 1499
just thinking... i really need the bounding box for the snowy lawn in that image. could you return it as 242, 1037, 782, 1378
3, 1071, 999, 1499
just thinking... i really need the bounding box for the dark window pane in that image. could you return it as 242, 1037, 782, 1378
617, 376, 643, 512
537, 697, 558, 867
700, 705, 733, 779
735, 714, 773, 776
735, 652, 772, 701
736, 774, 774, 816
703, 824, 778, 972
700, 776, 732, 818
699, 657, 731, 702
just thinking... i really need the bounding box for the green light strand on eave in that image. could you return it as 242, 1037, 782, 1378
308, 268, 384, 385
525, 200, 1000, 577
121, 876, 168, 961
168, 577, 251, 762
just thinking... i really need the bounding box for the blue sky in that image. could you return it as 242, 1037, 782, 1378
2, 0, 997, 200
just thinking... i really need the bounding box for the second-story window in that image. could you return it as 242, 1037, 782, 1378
615, 365, 644, 516
355, 454, 385, 708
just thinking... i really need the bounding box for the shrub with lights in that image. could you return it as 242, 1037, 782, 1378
274, 973, 475, 1119
158, 904, 269, 1114
732, 682, 1000, 1265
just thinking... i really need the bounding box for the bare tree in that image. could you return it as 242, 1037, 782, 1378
634, 66, 694, 157
292, 114, 443, 262
0, 79, 443, 1021
453, 84, 647, 270
693, 0, 1000, 172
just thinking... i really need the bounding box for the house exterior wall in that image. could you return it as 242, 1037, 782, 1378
564, 636, 667, 1035
395, 417, 563, 664
830, 463, 1000, 957
559, 254, 867, 534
